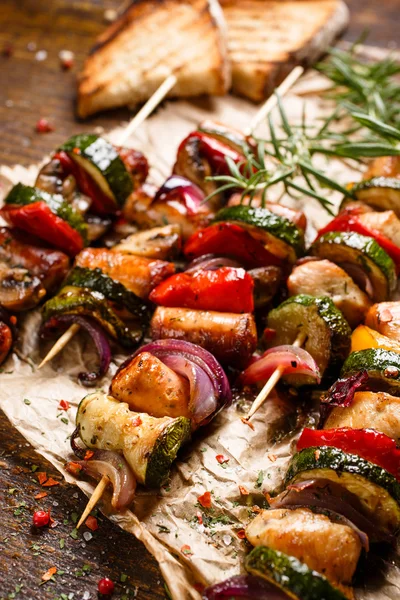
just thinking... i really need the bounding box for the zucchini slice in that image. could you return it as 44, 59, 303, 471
245, 546, 347, 600
77, 391, 191, 487
267, 294, 351, 383
59, 134, 133, 209
350, 177, 400, 217
341, 348, 400, 396
65, 267, 150, 323
4, 183, 88, 244
214, 205, 305, 264
310, 231, 396, 302
285, 446, 400, 533
43, 285, 142, 348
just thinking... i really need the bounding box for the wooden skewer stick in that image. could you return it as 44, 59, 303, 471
38, 75, 178, 371
245, 65, 304, 135
77, 475, 109, 529
244, 330, 307, 422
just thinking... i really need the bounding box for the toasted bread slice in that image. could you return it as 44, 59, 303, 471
77, 0, 231, 118
220, 0, 349, 102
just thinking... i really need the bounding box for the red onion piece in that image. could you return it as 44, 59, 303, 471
272, 478, 392, 545
322, 371, 369, 407
203, 575, 290, 599
339, 261, 374, 298
241, 345, 321, 385
134, 339, 231, 427
66, 449, 136, 510
186, 254, 243, 273
41, 315, 111, 385
154, 175, 205, 215
71, 425, 86, 459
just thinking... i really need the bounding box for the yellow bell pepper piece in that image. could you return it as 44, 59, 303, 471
351, 324, 400, 354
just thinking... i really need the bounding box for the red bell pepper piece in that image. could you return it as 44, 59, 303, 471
53, 151, 117, 215
184, 222, 282, 269
316, 208, 400, 274
149, 267, 254, 313
0, 201, 84, 257
177, 132, 246, 176
297, 427, 400, 481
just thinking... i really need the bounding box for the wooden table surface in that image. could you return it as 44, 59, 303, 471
0, 1, 398, 598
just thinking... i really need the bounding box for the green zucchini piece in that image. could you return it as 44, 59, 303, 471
245, 546, 347, 600
310, 231, 396, 302
43, 285, 142, 348
60, 134, 133, 208
77, 391, 191, 487
214, 205, 305, 264
4, 183, 88, 244
350, 177, 400, 217
285, 446, 400, 533
267, 294, 351, 383
65, 267, 150, 323
341, 348, 400, 396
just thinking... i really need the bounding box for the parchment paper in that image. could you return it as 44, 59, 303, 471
1, 47, 400, 600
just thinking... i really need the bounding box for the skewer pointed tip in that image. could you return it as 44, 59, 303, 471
77, 474, 109, 529
37, 323, 81, 370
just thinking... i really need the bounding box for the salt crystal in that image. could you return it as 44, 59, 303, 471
83, 531, 92, 542
223, 534, 232, 546
35, 50, 47, 62
104, 9, 117, 22
82, 592, 90, 600
27, 42, 37, 52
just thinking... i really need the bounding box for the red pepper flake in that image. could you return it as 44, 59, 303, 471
181, 544, 193, 557
196, 511, 203, 525
252, 505, 262, 514
197, 491, 212, 508
131, 415, 142, 427
2, 43, 13, 57
58, 399, 70, 411
42, 477, 60, 488
10, 315, 17, 325
267, 453, 277, 462
35, 118, 54, 134
72, 147, 81, 155
37, 472, 48, 485
34, 491, 48, 500
264, 492, 273, 505
84, 450, 94, 461
85, 515, 99, 531
65, 461, 83, 476
239, 485, 249, 496
216, 454, 229, 464
41, 566, 57, 582
236, 529, 246, 539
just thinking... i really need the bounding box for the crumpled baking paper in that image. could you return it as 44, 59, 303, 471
1, 45, 400, 600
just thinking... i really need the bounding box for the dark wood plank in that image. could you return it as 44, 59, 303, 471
0, 1, 398, 598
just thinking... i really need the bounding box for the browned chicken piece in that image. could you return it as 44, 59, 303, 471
0, 262, 46, 312
363, 156, 400, 180
287, 259, 370, 327
365, 302, 400, 342
151, 307, 257, 368
249, 266, 282, 308
246, 508, 362, 589
114, 147, 149, 188
228, 194, 307, 231
358, 210, 400, 248
122, 184, 212, 241
110, 352, 191, 419
113, 225, 182, 260
76, 248, 175, 300
0, 227, 69, 293
324, 391, 400, 442
0, 312, 13, 366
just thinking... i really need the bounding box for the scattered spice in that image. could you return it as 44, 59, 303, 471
241, 417, 255, 430
65, 461, 83, 476
33, 510, 50, 528
41, 566, 57, 582
239, 485, 249, 496
236, 529, 246, 539
255, 470, 264, 488
216, 454, 229, 464
267, 453, 277, 462
196, 511, 203, 525
58, 399, 70, 411
34, 492, 48, 500
180, 544, 193, 557
37, 472, 48, 485
42, 477, 60, 487
36, 118, 54, 134
85, 515, 99, 531
98, 577, 115, 595
59, 49, 75, 70
84, 450, 94, 461
197, 491, 212, 508
131, 415, 142, 427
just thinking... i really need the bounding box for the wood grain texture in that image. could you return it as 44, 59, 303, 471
0, 0, 398, 598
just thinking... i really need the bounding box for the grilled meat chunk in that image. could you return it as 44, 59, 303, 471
75, 248, 175, 299
325, 391, 400, 443
246, 508, 362, 588
0, 227, 69, 293
358, 210, 400, 248
150, 306, 257, 368
364, 156, 400, 180
365, 302, 400, 342
110, 352, 191, 419
288, 259, 370, 327
113, 225, 181, 260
